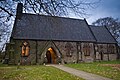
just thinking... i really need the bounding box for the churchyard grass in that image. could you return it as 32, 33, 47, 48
0, 63, 84, 80
66, 60, 120, 80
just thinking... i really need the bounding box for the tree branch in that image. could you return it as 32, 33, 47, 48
0, 6, 13, 16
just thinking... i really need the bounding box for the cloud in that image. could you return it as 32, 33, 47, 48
86, 0, 120, 24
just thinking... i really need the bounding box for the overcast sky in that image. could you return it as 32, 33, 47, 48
85, 0, 120, 24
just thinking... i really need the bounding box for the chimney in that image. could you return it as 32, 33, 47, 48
16, 3, 23, 19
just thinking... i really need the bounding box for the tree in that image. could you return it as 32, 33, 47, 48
92, 17, 120, 40
0, 0, 101, 51
0, 0, 101, 16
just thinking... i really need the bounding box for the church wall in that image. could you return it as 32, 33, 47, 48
54, 42, 78, 64
36, 41, 48, 64
13, 40, 36, 65
81, 43, 95, 62
95, 44, 117, 61
109, 54, 117, 60
8, 39, 117, 65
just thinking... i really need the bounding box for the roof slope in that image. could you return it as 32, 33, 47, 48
90, 25, 117, 43
12, 14, 96, 42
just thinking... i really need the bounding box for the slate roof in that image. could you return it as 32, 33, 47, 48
90, 25, 117, 43
12, 13, 96, 42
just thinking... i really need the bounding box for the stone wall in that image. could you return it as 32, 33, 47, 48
81, 43, 95, 62
6, 39, 118, 65
95, 44, 117, 61
55, 42, 77, 63
13, 40, 36, 64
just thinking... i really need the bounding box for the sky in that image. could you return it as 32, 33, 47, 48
82, 0, 120, 24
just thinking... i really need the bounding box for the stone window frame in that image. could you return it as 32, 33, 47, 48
77, 42, 83, 61
21, 41, 30, 57
77, 42, 81, 51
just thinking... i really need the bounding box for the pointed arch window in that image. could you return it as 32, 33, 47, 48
21, 41, 30, 57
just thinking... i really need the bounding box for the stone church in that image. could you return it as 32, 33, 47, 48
5, 3, 118, 65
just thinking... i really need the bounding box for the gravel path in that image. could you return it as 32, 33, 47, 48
48, 65, 113, 80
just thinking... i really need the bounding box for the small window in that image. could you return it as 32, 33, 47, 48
65, 42, 73, 57
83, 43, 90, 56
21, 42, 30, 57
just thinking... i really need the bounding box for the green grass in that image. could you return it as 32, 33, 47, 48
0, 64, 84, 80
96, 60, 120, 64
66, 60, 120, 80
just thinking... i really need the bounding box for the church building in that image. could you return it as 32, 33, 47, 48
5, 3, 118, 65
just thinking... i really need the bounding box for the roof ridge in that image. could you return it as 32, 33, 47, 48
22, 13, 85, 21
89, 25, 104, 27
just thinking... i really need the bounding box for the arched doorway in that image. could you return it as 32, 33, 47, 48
46, 47, 57, 64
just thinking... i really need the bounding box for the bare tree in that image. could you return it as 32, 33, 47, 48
92, 17, 120, 41
1, 0, 101, 16
0, 0, 101, 51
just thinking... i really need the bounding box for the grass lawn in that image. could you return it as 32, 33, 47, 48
66, 60, 120, 80
0, 63, 84, 80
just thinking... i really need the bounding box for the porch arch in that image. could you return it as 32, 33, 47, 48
40, 41, 62, 64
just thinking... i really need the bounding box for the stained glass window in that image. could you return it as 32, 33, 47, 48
21, 42, 30, 57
